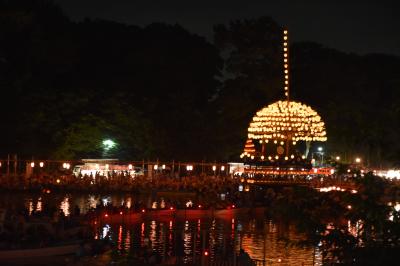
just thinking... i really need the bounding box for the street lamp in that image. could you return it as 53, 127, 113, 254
355, 158, 361, 163
102, 139, 117, 157
335, 156, 340, 161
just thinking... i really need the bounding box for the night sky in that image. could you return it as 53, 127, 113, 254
54, 0, 400, 56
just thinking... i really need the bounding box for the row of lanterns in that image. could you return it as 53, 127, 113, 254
28, 161, 71, 169
153, 164, 226, 171
240, 153, 306, 161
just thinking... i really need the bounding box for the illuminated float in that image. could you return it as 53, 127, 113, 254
241, 30, 327, 175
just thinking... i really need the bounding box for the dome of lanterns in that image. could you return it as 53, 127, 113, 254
247, 100, 327, 142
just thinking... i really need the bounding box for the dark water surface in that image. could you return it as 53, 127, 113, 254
0, 192, 323, 265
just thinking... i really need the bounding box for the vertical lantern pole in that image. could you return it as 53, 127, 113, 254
283, 29, 290, 157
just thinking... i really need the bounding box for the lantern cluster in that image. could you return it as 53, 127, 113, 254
247, 100, 327, 142
242, 139, 256, 157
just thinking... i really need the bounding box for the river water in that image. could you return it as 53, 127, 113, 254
0, 192, 323, 265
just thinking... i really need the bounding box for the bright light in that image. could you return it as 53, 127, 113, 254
186, 165, 193, 171
335, 156, 340, 161
162, 164, 166, 170
128, 164, 133, 170
221, 166, 225, 171
56, 179, 60, 184
102, 139, 116, 150
30, 162, 35, 168
247, 101, 327, 142
394, 203, 400, 212
355, 158, 361, 163
318, 147, 323, 152
39, 162, 44, 168
154, 165, 158, 170
212, 165, 216, 171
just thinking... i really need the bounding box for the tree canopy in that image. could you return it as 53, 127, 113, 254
0, 1, 399, 166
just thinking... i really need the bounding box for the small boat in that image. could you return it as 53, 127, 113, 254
95, 206, 266, 223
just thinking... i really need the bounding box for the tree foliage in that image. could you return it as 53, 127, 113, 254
0, 2, 399, 165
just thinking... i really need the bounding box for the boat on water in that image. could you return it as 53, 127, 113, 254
92, 206, 266, 223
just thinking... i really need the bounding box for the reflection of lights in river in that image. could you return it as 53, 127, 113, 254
160, 199, 166, 209
141, 222, 145, 246
125, 229, 131, 251
102, 224, 110, 239
27, 199, 34, 215
60, 197, 70, 216
36, 197, 42, 212
88, 195, 98, 209
125, 197, 132, 209
150, 220, 156, 248
183, 220, 192, 262
348, 220, 362, 238
118, 225, 123, 250
102, 197, 111, 206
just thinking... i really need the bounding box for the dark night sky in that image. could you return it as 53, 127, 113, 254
54, 0, 400, 56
